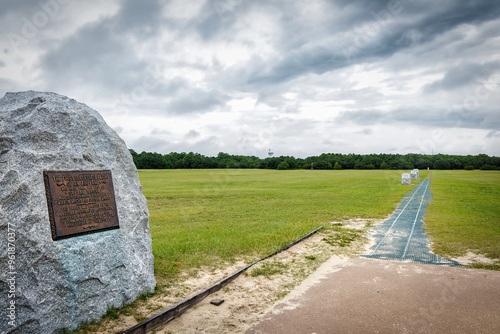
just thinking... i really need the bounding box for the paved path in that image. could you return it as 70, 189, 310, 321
247, 257, 500, 334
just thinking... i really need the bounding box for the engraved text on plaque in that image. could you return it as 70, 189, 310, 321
43, 170, 120, 240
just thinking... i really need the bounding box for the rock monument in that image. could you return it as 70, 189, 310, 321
401, 173, 411, 185
0, 91, 156, 333
410, 169, 419, 180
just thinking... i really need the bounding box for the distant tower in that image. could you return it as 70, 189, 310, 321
268, 148, 274, 157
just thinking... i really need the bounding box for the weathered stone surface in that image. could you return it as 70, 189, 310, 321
411, 169, 419, 180
0, 91, 156, 333
402, 173, 411, 185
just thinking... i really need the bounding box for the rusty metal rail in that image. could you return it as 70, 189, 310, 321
119, 226, 324, 334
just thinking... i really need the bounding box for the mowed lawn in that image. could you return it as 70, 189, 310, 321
426, 170, 500, 262
139, 169, 427, 278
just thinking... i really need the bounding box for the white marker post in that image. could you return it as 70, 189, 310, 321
402, 173, 411, 185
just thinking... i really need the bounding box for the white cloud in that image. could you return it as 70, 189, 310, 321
1, 0, 499, 157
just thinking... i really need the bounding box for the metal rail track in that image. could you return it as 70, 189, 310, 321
119, 226, 324, 334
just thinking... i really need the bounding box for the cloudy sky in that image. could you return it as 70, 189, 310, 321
1, 0, 500, 158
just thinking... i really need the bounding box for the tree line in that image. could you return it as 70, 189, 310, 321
129, 150, 500, 170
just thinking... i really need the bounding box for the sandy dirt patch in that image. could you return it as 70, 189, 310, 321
151, 232, 361, 334
80, 219, 381, 334
452, 251, 499, 265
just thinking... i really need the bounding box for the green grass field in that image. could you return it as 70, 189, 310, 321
71, 169, 500, 333
139, 169, 428, 278
426, 170, 500, 265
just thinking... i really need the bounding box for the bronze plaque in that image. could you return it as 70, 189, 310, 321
43, 170, 120, 240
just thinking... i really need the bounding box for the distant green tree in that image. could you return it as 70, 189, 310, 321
464, 165, 474, 170
217, 152, 231, 160
174, 159, 188, 169
277, 160, 290, 170
472, 154, 490, 169
480, 164, 497, 170
128, 150, 500, 171
340, 156, 355, 169
313, 160, 332, 169
284, 156, 298, 169
415, 159, 432, 169
390, 159, 412, 169
137, 154, 166, 169
333, 162, 343, 170
354, 161, 366, 169
448, 158, 462, 169
434, 159, 451, 170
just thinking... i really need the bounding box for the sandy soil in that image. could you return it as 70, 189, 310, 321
452, 251, 499, 265
85, 219, 376, 334
156, 223, 374, 334
85, 217, 497, 334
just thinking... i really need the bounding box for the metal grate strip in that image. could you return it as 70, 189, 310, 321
362, 177, 462, 267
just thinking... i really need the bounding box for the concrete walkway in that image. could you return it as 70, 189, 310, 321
246, 257, 500, 334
